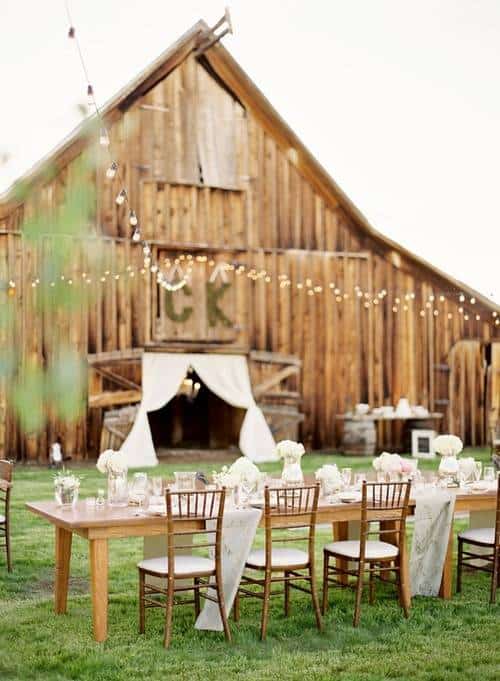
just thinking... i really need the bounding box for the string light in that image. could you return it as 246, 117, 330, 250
115, 189, 126, 205
106, 161, 118, 179
87, 84, 94, 109
99, 128, 110, 147
132, 227, 141, 242
129, 210, 138, 227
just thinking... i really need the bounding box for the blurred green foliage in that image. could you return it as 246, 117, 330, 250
2, 123, 101, 439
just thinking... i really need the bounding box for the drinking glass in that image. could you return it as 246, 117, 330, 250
483, 466, 495, 483
341, 468, 352, 489
151, 476, 163, 497
354, 473, 366, 489
174, 471, 197, 491
96, 488, 106, 508
473, 461, 482, 482
130, 472, 148, 498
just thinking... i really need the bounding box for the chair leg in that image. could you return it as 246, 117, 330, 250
5, 522, 12, 573
369, 562, 376, 605
163, 576, 175, 649
456, 540, 463, 594
215, 584, 232, 643
353, 561, 364, 627
395, 558, 410, 619
322, 552, 329, 615
309, 566, 323, 631
490, 547, 499, 605
284, 571, 290, 616
138, 570, 145, 634
194, 578, 201, 617
260, 570, 271, 641
233, 590, 240, 621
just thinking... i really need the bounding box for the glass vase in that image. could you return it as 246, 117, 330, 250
438, 455, 459, 487
107, 470, 129, 507
281, 454, 304, 486
54, 482, 79, 509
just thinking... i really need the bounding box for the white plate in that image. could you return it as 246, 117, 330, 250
144, 505, 167, 516
339, 493, 360, 503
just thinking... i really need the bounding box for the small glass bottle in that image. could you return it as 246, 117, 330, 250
96, 488, 106, 509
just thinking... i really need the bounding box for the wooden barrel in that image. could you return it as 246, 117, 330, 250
341, 419, 376, 457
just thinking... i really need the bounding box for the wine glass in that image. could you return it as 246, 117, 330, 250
341, 468, 352, 489
483, 466, 495, 483
354, 473, 366, 490
151, 476, 163, 498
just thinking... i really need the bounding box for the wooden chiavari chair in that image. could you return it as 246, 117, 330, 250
456, 473, 500, 604
322, 480, 411, 626
137, 488, 231, 648
0, 460, 13, 572
234, 483, 322, 640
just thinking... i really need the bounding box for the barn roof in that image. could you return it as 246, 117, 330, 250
1, 20, 498, 314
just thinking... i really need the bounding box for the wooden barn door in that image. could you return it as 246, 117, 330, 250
448, 340, 486, 446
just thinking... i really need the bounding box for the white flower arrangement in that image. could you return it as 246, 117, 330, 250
213, 457, 261, 488
212, 466, 240, 489
433, 435, 463, 457
228, 456, 261, 485
315, 464, 342, 486
96, 449, 128, 475
276, 440, 305, 460
54, 470, 81, 490
372, 452, 416, 475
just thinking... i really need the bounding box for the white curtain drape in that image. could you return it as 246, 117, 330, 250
120, 353, 277, 467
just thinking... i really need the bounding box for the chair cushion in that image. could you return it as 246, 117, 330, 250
0, 514, 4, 524
137, 554, 215, 575
246, 548, 309, 568
458, 527, 495, 546
324, 540, 399, 560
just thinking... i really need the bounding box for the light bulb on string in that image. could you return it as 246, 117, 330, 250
143, 244, 151, 256
87, 84, 94, 110
99, 128, 110, 147
132, 227, 141, 242
68, 26, 75, 39
115, 189, 126, 205
106, 161, 118, 179
129, 210, 138, 227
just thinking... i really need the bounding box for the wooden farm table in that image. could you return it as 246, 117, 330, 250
26, 489, 496, 642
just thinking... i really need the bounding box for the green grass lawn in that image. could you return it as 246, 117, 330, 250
1, 449, 499, 681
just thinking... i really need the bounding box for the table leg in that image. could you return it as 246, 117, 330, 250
380, 520, 411, 610
439, 526, 453, 599
398, 530, 411, 611
333, 521, 349, 584
55, 526, 72, 614
89, 538, 108, 642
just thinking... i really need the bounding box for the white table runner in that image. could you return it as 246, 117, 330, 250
410, 490, 456, 596
195, 507, 261, 631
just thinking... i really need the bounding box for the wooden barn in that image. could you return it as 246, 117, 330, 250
0, 19, 499, 463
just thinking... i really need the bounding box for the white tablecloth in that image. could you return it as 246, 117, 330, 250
195, 507, 262, 631
409, 490, 456, 597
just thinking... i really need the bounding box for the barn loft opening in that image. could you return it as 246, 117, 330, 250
147, 369, 245, 454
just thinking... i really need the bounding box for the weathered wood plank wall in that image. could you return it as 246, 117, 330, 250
0, 55, 498, 460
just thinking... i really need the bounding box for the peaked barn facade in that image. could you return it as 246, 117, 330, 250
0, 21, 499, 462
